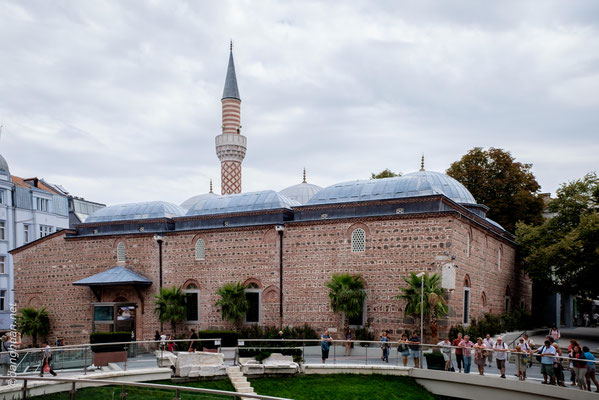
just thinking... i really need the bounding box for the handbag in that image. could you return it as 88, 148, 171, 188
43, 361, 51, 373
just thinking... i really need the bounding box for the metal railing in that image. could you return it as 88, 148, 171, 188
2, 376, 293, 400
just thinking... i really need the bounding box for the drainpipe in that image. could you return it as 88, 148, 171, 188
153, 235, 164, 331
275, 225, 285, 328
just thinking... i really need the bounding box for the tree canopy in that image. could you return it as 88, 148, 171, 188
154, 286, 187, 336
326, 273, 366, 328
446, 147, 544, 233
215, 282, 249, 329
516, 172, 599, 297
371, 169, 400, 179
16, 307, 50, 347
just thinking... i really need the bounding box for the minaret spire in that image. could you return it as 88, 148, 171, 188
420, 154, 425, 171
216, 42, 247, 195
302, 168, 306, 183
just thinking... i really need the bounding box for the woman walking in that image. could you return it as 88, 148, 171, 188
572, 344, 587, 390
474, 338, 486, 375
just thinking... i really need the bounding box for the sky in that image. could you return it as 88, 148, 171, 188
1, 0, 598, 207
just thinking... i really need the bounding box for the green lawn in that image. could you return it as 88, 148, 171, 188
35, 374, 434, 399
250, 374, 435, 400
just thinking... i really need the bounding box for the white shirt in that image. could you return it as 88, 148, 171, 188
494, 342, 508, 360
483, 337, 494, 349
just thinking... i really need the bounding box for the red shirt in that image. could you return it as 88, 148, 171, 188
453, 339, 463, 355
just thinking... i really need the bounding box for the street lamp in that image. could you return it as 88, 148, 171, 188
275, 225, 285, 328
153, 234, 164, 332
416, 271, 425, 368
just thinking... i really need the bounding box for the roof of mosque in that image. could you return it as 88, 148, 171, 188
73, 266, 152, 287
222, 49, 240, 100
186, 190, 300, 216
279, 182, 323, 205
180, 192, 220, 211
84, 201, 186, 223
305, 170, 477, 206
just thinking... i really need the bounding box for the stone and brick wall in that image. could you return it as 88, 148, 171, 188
13, 213, 530, 345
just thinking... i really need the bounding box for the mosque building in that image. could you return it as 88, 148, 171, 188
10, 46, 530, 344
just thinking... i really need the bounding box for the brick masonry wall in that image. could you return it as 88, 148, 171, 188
13, 214, 530, 345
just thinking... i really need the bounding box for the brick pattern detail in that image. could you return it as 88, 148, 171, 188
221, 161, 241, 195
222, 99, 241, 135
13, 215, 531, 345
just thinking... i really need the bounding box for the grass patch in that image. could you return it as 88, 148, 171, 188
35, 379, 235, 399
249, 374, 436, 400
35, 374, 434, 400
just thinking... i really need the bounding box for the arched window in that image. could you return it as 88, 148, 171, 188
463, 276, 471, 325
195, 239, 205, 260
245, 282, 261, 324
505, 286, 511, 312
116, 242, 126, 262
184, 282, 200, 323
481, 291, 487, 308
351, 228, 366, 253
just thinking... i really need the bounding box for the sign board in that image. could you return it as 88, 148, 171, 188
238, 340, 245, 346
214, 340, 221, 346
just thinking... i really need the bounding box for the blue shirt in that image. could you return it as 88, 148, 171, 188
584, 351, 595, 368
321, 334, 331, 351
539, 345, 556, 364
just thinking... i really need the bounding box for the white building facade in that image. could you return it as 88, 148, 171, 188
0, 155, 70, 330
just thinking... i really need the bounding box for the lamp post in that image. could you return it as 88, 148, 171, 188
416, 272, 425, 368
154, 234, 164, 331
275, 225, 285, 328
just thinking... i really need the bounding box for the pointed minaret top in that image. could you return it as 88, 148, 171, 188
209, 179, 213, 193
420, 154, 425, 171
302, 168, 307, 183
222, 43, 240, 100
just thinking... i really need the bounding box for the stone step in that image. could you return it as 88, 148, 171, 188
231, 377, 247, 383
227, 366, 241, 372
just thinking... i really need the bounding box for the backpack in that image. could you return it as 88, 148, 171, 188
536, 346, 545, 363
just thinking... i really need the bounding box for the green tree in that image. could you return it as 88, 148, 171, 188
326, 273, 366, 329
396, 272, 447, 341
215, 282, 249, 330
154, 287, 187, 337
446, 147, 544, 233
16, 307, 50, 347
371, 169, 400, 179
517, 172, 599, 296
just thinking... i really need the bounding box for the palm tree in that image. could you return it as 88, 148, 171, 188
215, 282, 249, 330
396, 272, 448, 341
154, 287, 187, 337
16, 307, 50, 347
326, 273, 366, 330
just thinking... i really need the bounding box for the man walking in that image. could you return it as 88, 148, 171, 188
536, 339, 557, 385
39, 341, 57, 377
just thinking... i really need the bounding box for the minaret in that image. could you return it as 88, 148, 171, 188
215, 41, 247, 195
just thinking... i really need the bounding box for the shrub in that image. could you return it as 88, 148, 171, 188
89, 332, 131, 353
354, 326, 375, 347
197, 330, 239, 349
449, 309, 534, 341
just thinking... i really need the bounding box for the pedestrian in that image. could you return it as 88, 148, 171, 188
548, 325, 560, 344
167, 335, 176, 352
483, 334, 494, 367
398, 334, 410, 367
568, 339, 580, 386
344, 327, 352, 356
452, 333, 464, 373
523, 333, 535, 349
408, 331, 421, 368
583, 346, 599, 392
547, 336, 565, 386
188, 329, 199, 353
39, 340, 57, 377
474, 337, 486, 376
514, 337, 531, 381
459, 335, 474, 374
535, 339, 557, 385
380, 331, 390, 363
437, 337, 452, 371
583, 313, 590, 327
571, 344, 587, 390
493, 337, 509, 379
0, 335, 12, 385
154, 330, 161, 342
320, 329, 332, 364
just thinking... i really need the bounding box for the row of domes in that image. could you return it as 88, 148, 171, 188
85, 170, 478, 223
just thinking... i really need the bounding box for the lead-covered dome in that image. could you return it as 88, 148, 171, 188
186, 190, 300, 216
306, 170, 476, 206
85, 201, 185, 223
279, 182, 322, 205
180, 192, 220, 211
0, 154, 10, 175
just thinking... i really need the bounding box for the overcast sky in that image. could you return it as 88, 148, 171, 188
2, 1, 598, 207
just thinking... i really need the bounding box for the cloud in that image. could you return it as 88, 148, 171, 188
1, 0, 598, 207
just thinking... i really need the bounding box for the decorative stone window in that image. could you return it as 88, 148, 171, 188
245, 282, 261, 324
195, 239, 206, 260
466, 230, 471, 257
184, 283, 200, 323
351, 228, 366, 253
463, 276, 471, 325
497, 247, 502, 271
116, 242, 126, 262
481, 291, 487, 308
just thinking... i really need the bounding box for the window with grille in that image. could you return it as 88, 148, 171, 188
195, 239, 205, 260
117, 242, 126, 262
351, 228, 366, 252
39, 225, 53, 238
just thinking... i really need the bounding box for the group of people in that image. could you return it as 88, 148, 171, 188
153, 330, 183, 353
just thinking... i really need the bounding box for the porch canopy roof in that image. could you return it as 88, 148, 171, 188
73, 266, 152, 287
